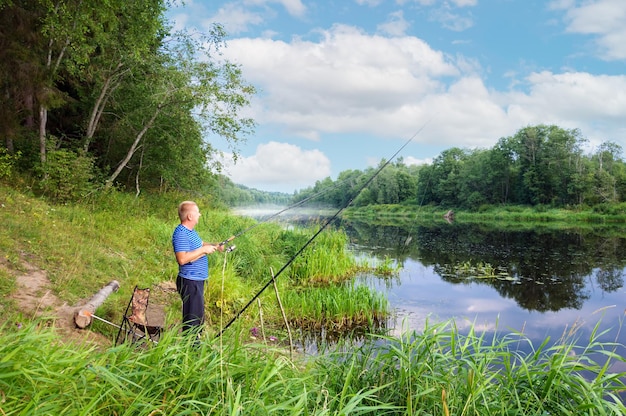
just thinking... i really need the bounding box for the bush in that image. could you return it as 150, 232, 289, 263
36, 150, 98, 202
593, 202, 626, 216
0, 148, 19, 180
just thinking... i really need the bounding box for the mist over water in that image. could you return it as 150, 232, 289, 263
232, 206, 337, 225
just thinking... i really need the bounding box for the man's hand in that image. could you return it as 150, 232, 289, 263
203, 242, 225, 253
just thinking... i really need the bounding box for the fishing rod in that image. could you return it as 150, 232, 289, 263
217, 123, 428, 337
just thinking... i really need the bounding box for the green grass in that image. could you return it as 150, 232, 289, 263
282, 281, 388, 330
0, 183, 387, 337
1, 317, 624, 415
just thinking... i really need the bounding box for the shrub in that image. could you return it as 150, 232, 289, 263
0, 147, 19, 180
36, 149, 98, 202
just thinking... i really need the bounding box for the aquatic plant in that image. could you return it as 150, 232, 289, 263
281, 281, 389, 331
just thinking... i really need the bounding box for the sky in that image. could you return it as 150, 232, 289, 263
168, 0, 626, 194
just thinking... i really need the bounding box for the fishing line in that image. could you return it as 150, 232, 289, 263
216, 167, 388, 247
215, 191, 331, 246
217, 123, 428, 337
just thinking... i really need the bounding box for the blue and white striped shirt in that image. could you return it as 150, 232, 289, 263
172, 224, 209, 281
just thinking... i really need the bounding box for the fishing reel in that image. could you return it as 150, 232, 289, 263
219, 236, 236, 253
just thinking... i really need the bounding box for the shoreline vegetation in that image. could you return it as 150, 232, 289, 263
343, 203, 626, 228
2, 185, 626, 413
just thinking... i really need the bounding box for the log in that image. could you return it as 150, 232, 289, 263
74, 280, 120, 329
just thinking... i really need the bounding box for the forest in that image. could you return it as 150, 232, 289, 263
0, 0, 255, 201
294, 124, 626, 211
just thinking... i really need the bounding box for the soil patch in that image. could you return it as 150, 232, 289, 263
7, 257, 113, 346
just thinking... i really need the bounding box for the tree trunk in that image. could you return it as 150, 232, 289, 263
39, 105, 47, 163
105, 106, 161, 189
84, 64, 126, 152
74, 280, 120, 328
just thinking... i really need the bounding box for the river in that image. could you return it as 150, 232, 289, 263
235, 208, 626, 365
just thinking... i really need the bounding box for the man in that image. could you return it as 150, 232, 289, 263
172, 201, 224, 335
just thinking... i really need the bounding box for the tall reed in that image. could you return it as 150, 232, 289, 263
281, 281, 389, 330
316, 318, 626, 415
3, 318, 624, 415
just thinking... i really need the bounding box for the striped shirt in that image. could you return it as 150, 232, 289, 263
172, 224, 208, 281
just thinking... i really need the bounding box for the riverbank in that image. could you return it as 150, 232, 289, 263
343, 203, 626, 228
2, 186, 626, 414
0, 185, 390, 341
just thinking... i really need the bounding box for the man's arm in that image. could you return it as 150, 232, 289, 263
175, 244, 218, 265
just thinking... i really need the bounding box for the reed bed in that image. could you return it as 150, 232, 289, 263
316, 319, 626, 415
281, 281, 389, 331
2, 318, 625, 415
284, 226, 362, 284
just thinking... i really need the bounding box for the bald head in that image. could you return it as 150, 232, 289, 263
178, 201, 198, 222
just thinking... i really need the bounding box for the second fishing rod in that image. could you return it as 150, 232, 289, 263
212, 166, 377, 251
216, 124, 428, 337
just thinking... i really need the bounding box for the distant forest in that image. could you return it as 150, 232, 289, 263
291, 124, 626, 211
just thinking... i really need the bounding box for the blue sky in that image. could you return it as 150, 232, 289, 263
168, 0, 626, 193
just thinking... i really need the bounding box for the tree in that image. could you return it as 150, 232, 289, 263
0, 3, 45, 154
35, 0, 119, 163
102, 26, 255, 191
0, 1, 256, 195
510, 125, 585, 205
78, 0, 167, 154
429, 148, 467, 206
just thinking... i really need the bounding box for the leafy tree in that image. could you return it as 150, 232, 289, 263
0, 1, 255, 197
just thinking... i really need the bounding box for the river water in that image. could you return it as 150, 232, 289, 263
234, 208, 626, 363
342, 219, 626, 364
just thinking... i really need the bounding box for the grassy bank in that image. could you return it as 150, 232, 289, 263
0, 184, 386, 337
2, 185, 626, 414
343, 203, 626, 229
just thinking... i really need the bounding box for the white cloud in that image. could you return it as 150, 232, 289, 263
205, 0, 306, 35
221, 142, 331, 192
403, 156, 432, 166
208, 3, 264, 35
217, 22, 626, 155
377, 10, 410, 37
429, 7, 474, 32
560, 0, 626, 60
271, 0, 307, 17
223, 25, 458, 137
503, 71, 626, 147
242, 0, 307, 18
523, 71, 626, 120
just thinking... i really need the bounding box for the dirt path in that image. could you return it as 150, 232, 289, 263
8, 258, 112, 345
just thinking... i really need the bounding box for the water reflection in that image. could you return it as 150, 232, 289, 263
343, 221, 626, 315
234, 207, 626, 355
337, 219, 626, 374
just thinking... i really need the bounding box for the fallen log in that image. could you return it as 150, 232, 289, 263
74, 280, 120, 329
